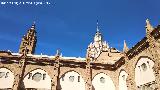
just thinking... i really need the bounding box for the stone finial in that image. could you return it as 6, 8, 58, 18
54, 49, 61, 61
146, 19, 154, 34
56, 49, 60, 56
123, 40, 129, 53
102, 41, 109, 51
31, 21, 36, 30
106, 43, 109, 49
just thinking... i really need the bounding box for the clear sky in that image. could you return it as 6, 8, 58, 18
0, 0, 160, 57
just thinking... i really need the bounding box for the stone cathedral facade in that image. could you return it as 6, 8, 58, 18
0, 19, 160, 90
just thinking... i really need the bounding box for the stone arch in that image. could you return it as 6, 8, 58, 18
119, 69, 128, 90
135, 56, 156, 90
23, 68, 51, 90
59, 68, 86, 80
59, 70, 85, 90
0, 67, 14, 89
92, 72, 115, 90
59, 70, 85, 80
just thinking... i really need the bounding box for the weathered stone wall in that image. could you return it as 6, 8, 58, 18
0, 60, 121, 90
124, 42, 160, 90
1, 42, 160, 90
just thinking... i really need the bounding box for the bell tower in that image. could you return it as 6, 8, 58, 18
19, 22, 37, 54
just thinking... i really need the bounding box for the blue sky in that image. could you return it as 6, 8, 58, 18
0, 0, 160, 57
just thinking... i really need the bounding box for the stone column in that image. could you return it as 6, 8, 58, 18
12, 73, 20, 90
51, 54, 60, 90
85, 58, 92, 90
12, 57, 27, 90
153, 61, 160, 90
148, 46, 160, 90
12, 47, 28, 90
126, 72, 136, 90
124, 55, 137, 90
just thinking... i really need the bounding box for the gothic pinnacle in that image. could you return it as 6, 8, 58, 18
146, 19, 153, 34
123, 40, 129, 53
56, 49, 61, 56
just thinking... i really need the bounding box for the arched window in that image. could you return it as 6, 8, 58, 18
119, 70, 128, 90
135, 57, 155, 90
23, 69, 51, 90
92, 73, 115, 90
59, 71, 85, 90
0, 68, 14, 89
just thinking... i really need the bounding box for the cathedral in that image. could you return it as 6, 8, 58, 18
0, 19, 160, 90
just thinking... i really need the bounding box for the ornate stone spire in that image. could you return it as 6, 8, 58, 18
19, 22, 37, 54
86, 21, 109, 60
146, 19, 154, 34
123, 40, 129, 53
94, 20, 102, 42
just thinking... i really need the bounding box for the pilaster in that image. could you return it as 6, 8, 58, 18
12, 48, 27, 90
51, 51, 60, 90
146, 30, 160, 90
85, 58, 92, 90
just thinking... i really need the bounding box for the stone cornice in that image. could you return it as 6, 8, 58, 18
126, 25, 160, 60
4, 26, 160, 70
0, 53, 125, 71
126, 37, 149, 60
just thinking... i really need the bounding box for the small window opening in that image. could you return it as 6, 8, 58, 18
78, 76, 80, 82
